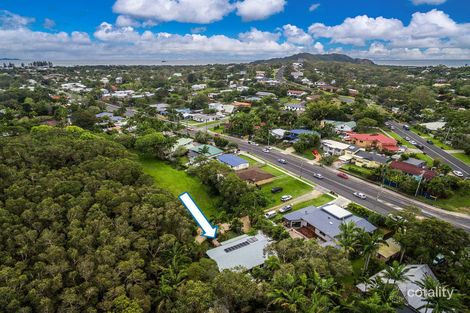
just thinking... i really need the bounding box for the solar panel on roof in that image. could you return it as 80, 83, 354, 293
223, 240, 251, 253
247, 237, 258, 243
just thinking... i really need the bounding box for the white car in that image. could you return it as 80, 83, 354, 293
405, 136, 411, 141
281, 195, 293, 202
278, 204, 292, 213
278, 159, 287, 164
264, 210, 277, 219
313, 173, 324, 179
453, 170, 464, 177
410, 140, 417, 145
353, 192, 367, 200
262, 148, 270, 153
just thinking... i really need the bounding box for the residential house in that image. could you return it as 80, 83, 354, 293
377, 238, 401, 261
255, 91, 277, 98
322, 120, 357, 133
283, 204, 376, 243
348, 88, 359, 96
285, 129, 320, 142
149, 103, 170, 115
287, 90, 307, 98
420, 121, 446, 131
352, 150, 390, 168
190, 113, 218, 123
233, 101, 252, 108
346, 133, 399, 153
271, 128, 287, 139
236, 168, 275, 185
208, 103, 235, 114
189, 144, 224, 159
217, 154, 249, 171
172, 138, 194, 153
402, 157, 427, 169
191, 84, 207, 91
357, 264, 438, 313
291, 72, 304, 79
390, 161, 437, 181
285, 103, 306, 112
206, 232, 274, 271
318, 85, 338, 92
321, 139, 351, 156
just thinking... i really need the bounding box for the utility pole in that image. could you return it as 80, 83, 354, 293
415, 171, 425, 197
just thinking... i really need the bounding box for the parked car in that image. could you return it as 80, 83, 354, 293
453, 170, 464, 177
279, 204, 292, 213
281, 195, 293, 202
278, 159, 287, 164
313, 173, 324, 179
390, 126, 395, 130
271, 187, 283, 193
353, 192, 367, 200
337, 172, 349, 179
264, 210, 277, 219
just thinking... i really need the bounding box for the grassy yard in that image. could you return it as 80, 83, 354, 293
414, 153, 434, 167
427, 191, 470, 213
452, 153, 470, 165
341, 164, 374, 177
290, 194, 335, 212
258, 164, 313, 208
138, 157, 220, 217
239, 154, 260, 166
209, 126, 225, 134
410, 127, 453, 150
295, 150, 317, 160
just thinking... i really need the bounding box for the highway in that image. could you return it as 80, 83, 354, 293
219, 135, 470, 231
389, 121, 470, 177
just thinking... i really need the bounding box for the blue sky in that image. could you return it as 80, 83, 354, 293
0, 0, 469, 61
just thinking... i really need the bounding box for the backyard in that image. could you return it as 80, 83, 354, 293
138, 157, 220, 217
289, 194, 335, 212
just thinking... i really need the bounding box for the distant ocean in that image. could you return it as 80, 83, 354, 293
3, 58, 469, 68
374, 59, 470, 68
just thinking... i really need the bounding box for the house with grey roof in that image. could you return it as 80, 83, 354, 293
206, 232, 274, 271
357, 264, 438, 313
322, 120, 357, 133
283, 204, 376, 242
402, 157, 427, 169
189, 144, 224, 159
352, 150, 390, 168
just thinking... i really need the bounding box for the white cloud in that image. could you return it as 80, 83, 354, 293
191, 27, 207, 34
235, 0, 286, 21
239, 27, 281, 42
0, 10, 35, 29
309, 3, 320, 12
116, 15, 141, 27
283, 24, 313, 45
411, 0, 447, 5
113, 0, 234, 24
309, 15, 404, 46
43, 18, 56, 30
94, 22, 141, 42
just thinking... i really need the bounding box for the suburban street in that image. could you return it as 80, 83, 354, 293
217, 134, 470, 231
389, 121, 470, 177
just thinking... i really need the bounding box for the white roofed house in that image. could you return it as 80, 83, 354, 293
287, 90, 307, 98
206, 232, 274, 271
191, 84, 207, 91
285, 103, 306, 112
321, 139, 351, 156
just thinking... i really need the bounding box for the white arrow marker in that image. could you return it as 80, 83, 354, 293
179, 192, 218, 238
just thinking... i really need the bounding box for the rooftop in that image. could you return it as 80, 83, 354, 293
347, 132, 397, 146
190, 144, 224, 157
206, 232, 274, 271
284, 204, 376, 239
217, 154, 249, 167
390, 161, 436, 180
355, 150, 390, 164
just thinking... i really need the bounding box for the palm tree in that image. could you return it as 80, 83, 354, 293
336, 221, 361, 255
360, 231, 387, 273
417, 276, 463, 313
268, 286, 308, 313
383, 261, 411, 285
306, 291, 339, 313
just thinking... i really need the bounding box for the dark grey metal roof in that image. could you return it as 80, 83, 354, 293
283, 204, 377, 238
355, 150, 389, 164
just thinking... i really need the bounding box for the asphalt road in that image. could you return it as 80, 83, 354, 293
389, 121, 470, 177
221, 136, 470, 231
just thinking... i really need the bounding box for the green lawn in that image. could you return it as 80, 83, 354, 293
209, 126, 225, 134
138, 157, 220, 217
290, 194, 335, 212
410, 128, 453, 150
341, 164, 374, 178
414, 153, 434, 167
427, 191, 470, 213
295, 150, 317, 160
452, 153, 470, 165
239, 154, 260, 166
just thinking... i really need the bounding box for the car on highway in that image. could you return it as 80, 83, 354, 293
410, 140, 417, 145
390, 126, 395, 130
416, 144, 425, 149
337, 172, 349, 179
405, 136, 411, 141
281, 195, 293, 202
312, 173, 324, 179
264, 210, 277, 219
353, 192, 367, 200
278, 204, 292, 213
248, 141, 259, 146
262, 148, 270, 153
403, 125, 410, 130
426, 140, 434, 145
271, 187, 283, 193
453, 170, 464, 178
278, 159, 287, 164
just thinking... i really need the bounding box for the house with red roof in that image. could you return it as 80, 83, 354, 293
345, 132, 399, 153
390, 161, 437, 181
